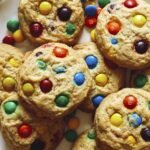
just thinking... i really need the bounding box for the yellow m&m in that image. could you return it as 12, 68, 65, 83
39, 1, 52, 15
95, 73, 108, 86
91, 29, 96, 41
127, 135, 136, 145
110, 113, 123, 126
13, 29, 25, 42
133, 15, 147, 27
3, 77, 16, 91
9, 58, 20, 68
22, 83, 34, 96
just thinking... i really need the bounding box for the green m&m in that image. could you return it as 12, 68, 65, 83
98, 0, 110, 8
36, 60, 47, 70
55, 94, 69, 107
7, 20, 20, 32
65, 129, 78, 142
66, 23, 76, 35
134, 74, 147, 88
3, 101, 18, 114
87, 129, 96, 139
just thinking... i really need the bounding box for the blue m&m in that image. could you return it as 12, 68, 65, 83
85, 55, 98, 69
74, 72, 85, 86
111, 38, 118, 45
92, 95, 104, 107
85, 5, 97, 17
127, 113, 142, 128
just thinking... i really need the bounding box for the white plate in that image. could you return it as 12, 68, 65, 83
0, 0, 149, 149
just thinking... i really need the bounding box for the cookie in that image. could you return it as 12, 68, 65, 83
95, 0, 150, 69
18, 0, 84, 45
17, 43, 93, 119
130, 68, 150, 91
74, 42, 124, 112
95, 88, 150, 150
0, 92, 65, 150
0, 44, 23, 92
72, 128, 98, 150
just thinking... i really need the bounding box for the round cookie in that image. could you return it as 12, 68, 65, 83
95, 0, 150, 69
0, 92, 65, 150
0, 44, 23, 93
95, 88, 150, 150
18, 0, 84, 45
130, 68, 150, 91
72, 128, 98, 150
73, 42, 125, 112
17, 43, 93, 119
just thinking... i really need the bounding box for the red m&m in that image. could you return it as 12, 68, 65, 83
40, 79, 53, 93
2, 35, 16, 45
124, 0, 138, 8
123, 95, 137, 109
53, 47, 68, 58
85, 17, 97, 28
18, 124, 32, 138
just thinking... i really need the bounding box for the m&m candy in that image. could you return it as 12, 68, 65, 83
134, 39, 149, 54
141, 128, 150, 141
87, 129, 96, 139
9, 58, 20, 68
53, 47, 68, 58
39, 1, 52, 15
66, 23, 76, 35
123, 95, 137, 109
2, 77, 16, 91
57, 7, 72, 21
85, 55, 98, 69
85, 17, 97, 28
55, 94, 69, 107
85, 5, 97, 17
134, 74, 147, 88
36, 60, 47, 70
92, 95, 104, 107
18, 124, 32, 138
30, 22, 43, 37
110, 113, 123, 126
127, 113, 142, 128
30, 139, 45, 150
22, 83, 34, 96
74, 72, 85, 86
127, 135, 136, 144
2, 35, 15, 45
95, 74, 108, 86
67, 117, 80, 130
90, 29, 96, 41
98, 0, 110, 8
107, 21, 121, 35
3, 101, 18, 114
65, 129, 78, 142
13, 29, 25, 43
133, 15, 147, 27
40, 79, 53, 93
124, 0, 138, 8
7, 19, 20, 32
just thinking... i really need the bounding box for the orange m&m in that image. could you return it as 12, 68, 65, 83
107, 21, 121, 35
53, 47, 68, 58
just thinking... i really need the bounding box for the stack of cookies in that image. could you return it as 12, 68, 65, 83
0, 0, 150, 150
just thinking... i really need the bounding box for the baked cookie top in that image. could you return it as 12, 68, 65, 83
0, 92, 65, 150
0, 44, 23, 93
74, 42, 124, 112
130, 68, 150, 92
17, 43, 93, 119
95, 88, 150, 150
95, 0, 150, 69
18, 0, 84, 45
72, 128, 98, 150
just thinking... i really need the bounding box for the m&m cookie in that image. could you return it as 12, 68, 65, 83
95, 0, 150, 69
130, 68, 150, 90
18, 0, 84, 45
72, 128, 98, 150
0, 92, 65, 150
95, 88, 150, 150
74, 42, 124, 112
0, 44, 23, 93
17, 43, 93, 119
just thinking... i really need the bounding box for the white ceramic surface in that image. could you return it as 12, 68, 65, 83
0, 0, 149, 149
